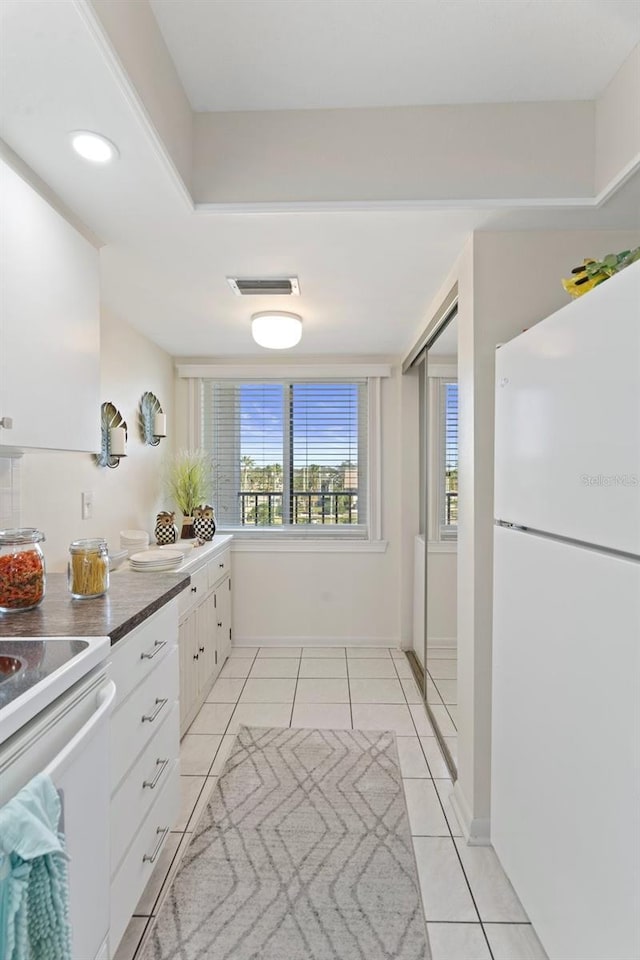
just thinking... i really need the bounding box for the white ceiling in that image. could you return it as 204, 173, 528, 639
99, 209, 478, 356
1, 0, 639, 361
149, 0, 640, 112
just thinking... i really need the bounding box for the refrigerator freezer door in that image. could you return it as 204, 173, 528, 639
494, 261, 640, 556
492, 525, 640, 960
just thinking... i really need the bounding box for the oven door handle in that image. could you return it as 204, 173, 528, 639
43, 681, 116, 781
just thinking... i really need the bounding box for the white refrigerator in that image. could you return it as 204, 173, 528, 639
491, 262, 640, 960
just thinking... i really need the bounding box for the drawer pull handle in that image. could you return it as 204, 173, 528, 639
199, 645, 205, 653
217, 621, 223, 627
140, 640, 167, 661
219, 562, 224, 568
142, 698, 168, 723
191, 586, 198, 593
143, 758, 169, 790
143, 826, 169, 864
193, 653, 199, 661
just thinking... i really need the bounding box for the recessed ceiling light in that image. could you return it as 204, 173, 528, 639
251, 312, 303, 349
70, 131, 119, 163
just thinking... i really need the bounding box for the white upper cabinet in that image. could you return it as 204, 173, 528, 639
0, 159, 100, 452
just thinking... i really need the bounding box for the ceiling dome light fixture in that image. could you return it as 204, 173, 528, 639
70, 131, 119, 163
251, 312, 303, 349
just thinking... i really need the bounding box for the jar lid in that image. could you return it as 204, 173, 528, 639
69, 538, 108, 553
0, 528, 45, 545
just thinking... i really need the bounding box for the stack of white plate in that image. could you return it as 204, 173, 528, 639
158, 542, 195, 559
129, 548, 183, 573
108, 549, 129, 572
120, 529, 150, 556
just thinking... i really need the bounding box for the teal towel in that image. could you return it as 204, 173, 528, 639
0, 773, 71, 960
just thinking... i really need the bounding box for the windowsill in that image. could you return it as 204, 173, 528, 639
230, 539, 389, 554
427, 540, 457, 554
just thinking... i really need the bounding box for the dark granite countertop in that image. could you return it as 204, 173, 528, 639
0, 571, 190, 644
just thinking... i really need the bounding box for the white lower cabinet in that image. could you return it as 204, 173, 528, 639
110, 703, 179, 876
215, 576, 232, 665
108, 602, 181, 956
107, 540, 234, 954
110, 647, 178, 792
179, 549, 233, 736
109, 766, 179, 953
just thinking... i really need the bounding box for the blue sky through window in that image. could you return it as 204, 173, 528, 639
240, 383, 359, 469
445, 382, 458, 471
240, 384, 283, 464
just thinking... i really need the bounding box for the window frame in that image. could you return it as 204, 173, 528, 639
425, 368, 458, 547
185, 365, 388, 550
437, 378, 458, 542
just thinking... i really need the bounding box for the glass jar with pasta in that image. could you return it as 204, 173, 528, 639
68, 538, 109, 599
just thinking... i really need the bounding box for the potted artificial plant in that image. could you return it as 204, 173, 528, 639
167, 449, 212, 539
562, 247, 640, 297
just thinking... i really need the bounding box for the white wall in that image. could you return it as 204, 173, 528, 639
412, 545, 458, 660
412, 540, 458, 662
19, 306, 175, 570
177, 366, 403, 646
203, 353, 454, 648
193, 101, 594, 204
595, 43, 640, 196
232, 545, 398, 645
0, 457, 21, 530
235, 369, 401, 644
427, 549, 457, 645
412, 536, 425, 665
452, 227, 640, 842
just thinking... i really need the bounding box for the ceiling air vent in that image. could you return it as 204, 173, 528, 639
227, 276, 300, 296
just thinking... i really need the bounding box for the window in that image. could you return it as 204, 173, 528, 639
423, 374, 458, 543
201, 379, 368, 538
439, 379, 458, 539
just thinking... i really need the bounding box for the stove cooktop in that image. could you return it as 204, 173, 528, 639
0, 635, 110, 745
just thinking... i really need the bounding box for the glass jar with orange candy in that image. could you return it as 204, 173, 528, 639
0, 528, 46, 613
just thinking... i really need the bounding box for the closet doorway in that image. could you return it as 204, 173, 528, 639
406, 298, 458, 778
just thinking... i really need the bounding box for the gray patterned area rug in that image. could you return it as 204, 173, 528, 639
140, 726, 430, 960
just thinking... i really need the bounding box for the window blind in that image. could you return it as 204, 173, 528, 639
440, 380, 458, 538
201, 379, 368, 536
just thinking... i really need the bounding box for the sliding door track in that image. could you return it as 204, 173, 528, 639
405, 650, 457, 781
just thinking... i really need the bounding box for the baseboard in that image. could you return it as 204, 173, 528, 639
232, 636, 399, 649
451, 782, 491, 846
428, 637, 457, 649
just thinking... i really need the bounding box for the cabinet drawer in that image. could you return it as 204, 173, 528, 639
110, 702, 179, 876
110, 647, 179, 792
208, 548, 231, 590
178, 564, 208, 618
109, 603, 177, 709
109, 764, 179, 955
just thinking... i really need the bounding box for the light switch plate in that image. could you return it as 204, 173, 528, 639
81, 490, 93, 520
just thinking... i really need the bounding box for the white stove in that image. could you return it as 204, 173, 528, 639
0, 635, 110, 743
0, 635, 112, 960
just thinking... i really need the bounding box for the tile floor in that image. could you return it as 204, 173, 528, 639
426, 645, 458, 732
116, 646, 547, 960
